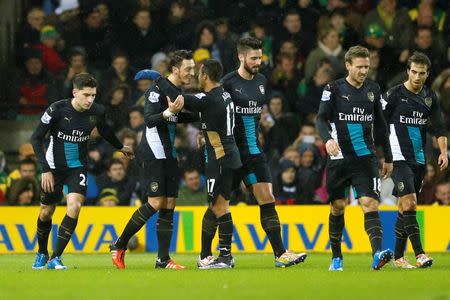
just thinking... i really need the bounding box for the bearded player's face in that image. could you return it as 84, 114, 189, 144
240, 49, 262, 75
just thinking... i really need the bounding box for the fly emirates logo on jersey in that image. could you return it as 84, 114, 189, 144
57, 129, 90, 142
338, 107, 373, 122
235, 100, 262, 114
399, 111, 427, 125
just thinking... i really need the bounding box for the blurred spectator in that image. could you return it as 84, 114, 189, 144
286, 0, 321, 35
321, 0, 364, 34
166, 1, 197, 50
278, 39, 305, 70
274, 159, 300, 205
97, 188, 120, 206
194, 20, 221, 61
5, 145, 38, 195
9, 49, 59, 116
117, 8, 165, 69
33, 25, 67, 75
409, 0, 446, 32
15, 7, 45, 64
263, 94, 300, 157
248, 19, 274, 68
297, 142, 324, 204
432, 68, 450, 130
129, 106, 145, 142
0, 151, 8, 204
151, 52, 170, 76
298, 58, 334, 117
270, 53, 302, 111
418, 163, 442, 204
73, 6, 112, 69
327, 8, 361, 50
97, 159, 135, 206
281, 146, 301, 170
274, 10, 315, 61
98, 52, 136, 101
104, 84, 131, 133
60, 47, 93, 98
254, 0, 283, 26
433, 182, 450, 205
177, 168, 206, 205
133, 70, 156, 105
5, 158, 39, 200
214, 18, 239, 73
363, 0, 413, 50
6, 177, 40, 206
405, 26, 446, 82
367, 48, 387, 91
304, 27, 345, 83
363, 23, 398, 78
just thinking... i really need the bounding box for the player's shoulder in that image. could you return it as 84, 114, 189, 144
385, 84, 403, 98
364, 79, 381, 92
46, 99, 70, 116
49, 99, 69, 110
221, 71, 238, 84
90, 102, 106, 115
421, 84, 435, 98
144, 83, 163, 103
254, 72, 266, 81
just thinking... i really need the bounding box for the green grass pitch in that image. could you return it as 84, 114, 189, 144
1, 253, 449, 300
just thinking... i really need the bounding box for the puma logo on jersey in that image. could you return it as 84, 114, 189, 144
341, 95, 350, 101
64, 117, 72, 122
401, 98, 408, 103
235, 88, 243, 94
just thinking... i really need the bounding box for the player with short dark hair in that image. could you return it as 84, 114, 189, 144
219, 37, 307, 268
156, 59, 242, 269
317, 45, 393, 271
383, 51, 447, 269
110, 50, 198, 270
31, 73, 134, 270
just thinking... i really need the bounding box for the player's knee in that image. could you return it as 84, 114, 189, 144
148, 198, 163, 210
331, 200, 346, 215
402, 194, 417, 211
67, 200, 82, 217
211, 203, 228, 217
39, 206, 55, 221
360, 197, 378, 212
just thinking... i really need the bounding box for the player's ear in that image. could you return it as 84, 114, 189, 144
238, 52, 244, 62
72, 88, 78, 98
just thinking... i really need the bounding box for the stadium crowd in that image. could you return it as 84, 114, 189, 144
1, 0, 450, 206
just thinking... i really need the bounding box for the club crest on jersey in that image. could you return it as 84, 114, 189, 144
89, 116, 96, 125
398, 182, 404, 192
425, 97, 432, 107
150, 182, 158, 192
148, 91, 160, 103
259, 85, 265, 95
367, 92, 374, 102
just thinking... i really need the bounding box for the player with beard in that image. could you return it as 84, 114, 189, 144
200, 37, 307, 268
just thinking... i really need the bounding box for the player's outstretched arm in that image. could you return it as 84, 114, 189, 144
155, 76, 205, 111
96, 108, 129, 156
